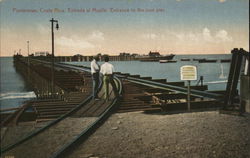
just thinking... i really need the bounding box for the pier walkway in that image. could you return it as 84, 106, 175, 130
1, 56, 230, 158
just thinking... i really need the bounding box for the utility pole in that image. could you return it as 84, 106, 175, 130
50, 18, 59, 97
27, 41, 30, 66
27, 41, 30, 81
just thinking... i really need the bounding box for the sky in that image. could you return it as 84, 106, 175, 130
0, 0, 249, 56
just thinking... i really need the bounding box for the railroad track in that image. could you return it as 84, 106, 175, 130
59, 63, 224, 113
1, 59, 224, 157
117, 73, 224, 113
1, 59, 122, 158
1, 59, 94, 148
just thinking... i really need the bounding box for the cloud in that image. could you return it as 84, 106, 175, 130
175, 32, 200, 42
215, 30, 233, 42
142, 33, 157, 40
55, 30, 105, 51
88, 31, 105, 41
37, 25, 50, 34
175, 27, 233, 43
202, 28, 213, 42
56, 36, 95, 49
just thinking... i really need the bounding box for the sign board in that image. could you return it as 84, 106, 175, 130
180, 65, 197, 81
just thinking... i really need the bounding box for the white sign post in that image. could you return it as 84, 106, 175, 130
180, 65, 197, 111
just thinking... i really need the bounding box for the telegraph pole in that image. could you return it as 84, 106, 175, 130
27, 41, 30, 81
27, 41, 30, 66
50, 18, 59, 97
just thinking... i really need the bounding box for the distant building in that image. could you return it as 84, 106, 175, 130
131, 53, 139, 57
35, 51, 49, 56
72, 54, 84, 61
73, 54, 83, 57
119, 52, 130, 56
148, 51, 161, 57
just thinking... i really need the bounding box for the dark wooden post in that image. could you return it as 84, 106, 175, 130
224, 48, 244, 107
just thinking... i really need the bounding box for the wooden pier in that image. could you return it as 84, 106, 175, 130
1, 48, 249, 158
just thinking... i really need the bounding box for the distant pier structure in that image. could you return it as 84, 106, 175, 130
54, 53, 137, 62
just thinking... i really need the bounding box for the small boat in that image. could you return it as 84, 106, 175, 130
198, 59, 217, 63
220, 59, 231, 63
180, 58, 190, 61
193, 58, 205, 61
159, 60, 177, 63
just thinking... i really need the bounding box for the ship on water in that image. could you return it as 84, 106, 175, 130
137, 51, 175, 62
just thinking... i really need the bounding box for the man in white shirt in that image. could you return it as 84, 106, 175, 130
100, 55, 119, 101
91, 56, 100, 100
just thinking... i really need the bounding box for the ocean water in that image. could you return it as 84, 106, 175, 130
66, 54, 232, 91
0, 57, 36, 110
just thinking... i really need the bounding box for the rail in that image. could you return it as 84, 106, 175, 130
123, 76, 223, 100
50, 75, 123, 158
58, 62, 223, 100
1, 58, 122, 157
2, 58, 223, 156
1, 59, 93, 154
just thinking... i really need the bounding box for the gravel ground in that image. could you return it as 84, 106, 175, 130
2, 117, 97, 158
69, 111, 250, 158
1, 122, 49, 148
